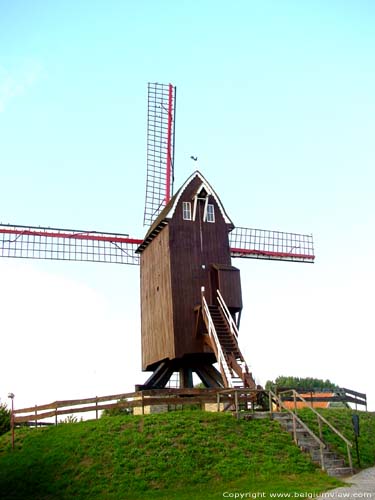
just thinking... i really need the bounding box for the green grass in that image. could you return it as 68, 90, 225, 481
296, 408, 375, 469
0, 410, 347, 500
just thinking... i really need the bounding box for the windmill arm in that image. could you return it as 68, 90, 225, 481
144, 83, 176, 226
0, 224, 142, 265
229, 227, 315, 263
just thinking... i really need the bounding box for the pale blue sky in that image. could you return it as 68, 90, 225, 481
0, 1, 374, 410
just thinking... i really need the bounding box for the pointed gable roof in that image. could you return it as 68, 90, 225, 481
136, 171, 234, 253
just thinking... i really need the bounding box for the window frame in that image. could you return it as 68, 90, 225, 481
206, 203, 215, 223
182, 201, 192, 220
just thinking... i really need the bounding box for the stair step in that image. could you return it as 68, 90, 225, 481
310, 450, 337, 461
298, 439, 321, 449
326, 467, 353, 477
318, 458, 346, 468
272, 413, 292, 420
285, 424, 309, 433
271, 412, 352, 479
295, 429, 312, 436
241, 411, 271, 420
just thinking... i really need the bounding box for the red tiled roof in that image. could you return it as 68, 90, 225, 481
281, 392, 334, 410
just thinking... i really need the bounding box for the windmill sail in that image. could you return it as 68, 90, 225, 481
0, 224, 314, 265
229, 227, 315, 263
0, 224, 142, 265
143, 82, 176, 226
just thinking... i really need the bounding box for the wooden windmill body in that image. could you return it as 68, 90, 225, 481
0, 82, 315, 391
137, 171, 244, 388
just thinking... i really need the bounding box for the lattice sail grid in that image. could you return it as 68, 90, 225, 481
144, 82, 176, 226
229, 227, 315, 262
0, 225, 141, 265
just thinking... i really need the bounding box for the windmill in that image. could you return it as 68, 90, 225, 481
0, 82, 315, 391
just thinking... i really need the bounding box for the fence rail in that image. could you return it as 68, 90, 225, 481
10, 386, 364, 468
274, 387, 367, 410
12, 388, 262, 426
276, 389, 353, 471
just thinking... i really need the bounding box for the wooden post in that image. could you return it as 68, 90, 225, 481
217, 391, 220, 412
55, 405, 58, 426
95, 397, 98, 420
318, 417, 323, 440
317, 417, 325, 470
320, 444, 325, 471
269, 391, 273, 417
234, 390, 239, 419
35, 405, 38, 428
141, 392, 144, 415
292, 415, 297, 444
347, 443, 353, 471
10, 398, 15, 450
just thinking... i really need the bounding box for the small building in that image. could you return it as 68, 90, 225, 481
280, 392, 349, 410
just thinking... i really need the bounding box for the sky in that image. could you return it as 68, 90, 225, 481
0, 1, 374, 413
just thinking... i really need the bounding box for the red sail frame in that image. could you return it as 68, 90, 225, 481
0, 224, 142, 265
143, 82, 176, 226
0, 224, 314, 264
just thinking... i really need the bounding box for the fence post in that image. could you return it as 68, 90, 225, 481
11, 410, 15, 450
95, 397, 98, 420
234, 390, 239, 419
347, 443, 353, 471
292, 414, 297, 444
55, 405, 58, 426
317, 417, 325, 470
35, 405, 38, 428
318, 417, 323, 440
217, 391, 220, 412
269, 391, 273, 417
9, 394, 15, 450
320, 443, 325, 471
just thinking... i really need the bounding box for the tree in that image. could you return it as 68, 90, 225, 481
0, 402, 11, 436
265, 376, 339, 392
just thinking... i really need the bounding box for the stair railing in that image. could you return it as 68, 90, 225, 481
201, 292, 233, 387
217, 290, 250, 379
269, 390, 327, 470
278, 389, 353, 471
217, 289, 239, 341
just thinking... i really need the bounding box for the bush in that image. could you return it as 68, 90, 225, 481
0, 403, 11, 436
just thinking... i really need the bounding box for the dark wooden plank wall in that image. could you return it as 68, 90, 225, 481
215, 265, 243, 310
169, 176, 233, 359
140, 174, 243, 369
140, 227, 175, 370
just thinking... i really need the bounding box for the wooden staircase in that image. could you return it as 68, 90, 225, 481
272, 412, 353, 477
201, 292, 256, 389
208, 306, 241, 358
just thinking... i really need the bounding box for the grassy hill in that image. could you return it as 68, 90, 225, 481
0, 409, 372, 500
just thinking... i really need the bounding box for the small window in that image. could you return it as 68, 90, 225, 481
206, 204, 215, 223
182, 201, 192, 220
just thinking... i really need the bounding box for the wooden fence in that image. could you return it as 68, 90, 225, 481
9, 386, 367, 450
12, 386, 368, 428
275, 387, 367, 410
12, 388, 263, 427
